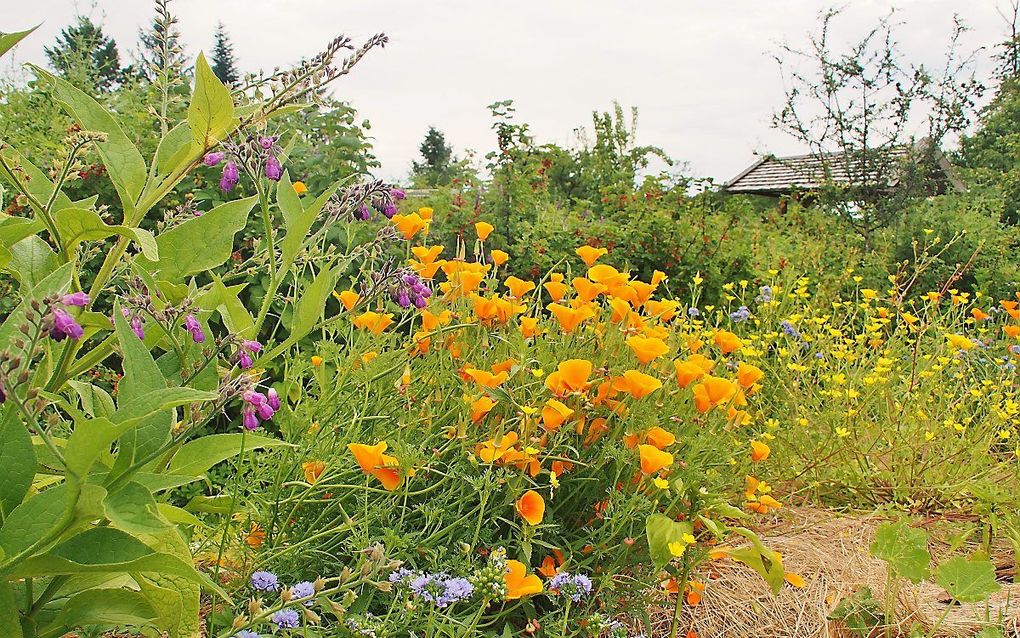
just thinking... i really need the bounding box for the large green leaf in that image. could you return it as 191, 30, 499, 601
165, 433, 290, 477
0, 25, 38, 59
31, 66, 146, 214
0, 486, 70, 559
720, 527, 786, 594
7, 235, 58, 289
111, 307, 171, 475
197, 276, 254, 336
137, 196, 256, 282
136, 528, 202, 637
104, 482, 169, 534
188, 53, 234, 149
0, 216, 44, 249
278, 172, 344, 270
290, 261, 337, 341
870, 521, 930, 584
153, 121, 197, 181
40, 589, 157, 636
55, 207, 158, 260
0, 414, 35, 521
645, 513, 694, 571
935, 556, 1001, 603
0, 581, 23, 638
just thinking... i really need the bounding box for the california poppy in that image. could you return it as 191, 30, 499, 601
347, 441, 401, 490
475, 221, 494, 240
627, 336, 670, 364
516, 490, 545, 525
639, 444, 673, 474
505, 560, 543, 599
576, 245, 608, 266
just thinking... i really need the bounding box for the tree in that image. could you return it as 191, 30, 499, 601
211, 22, 240, 86
772, 9, 983, 247
411, 127, 457, 186
44, 16, 122, 92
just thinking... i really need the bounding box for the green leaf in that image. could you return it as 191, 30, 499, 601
183, 494, 234, 515
55, 207, 158, 260
136, 527, 204, 636
645, 513, 693, 571
40, 589, 157, 635
66, 380, 116, 419
0, 216, 44, 249
870, 521, 931, 584
153, 121, 198, 180
138, 196, 256, 282
7, 235, 58, 289
188, 53, 234, 149
278, 173, 345, 270
935, 556, 1001, 603
0, 25, 38, 58
31, 66, 146, 214
104, 482, 169, 534
0, 581, 23, 638
196, 276, 254, 336
135, 578, 185, 638
0, 414, 34, 521
111, 306, 171, 474
290, 262, 336, 340
0, 147, 74, 213
0, 485, 71, 559
166, 433, 290, 477
721, 527, 786, 594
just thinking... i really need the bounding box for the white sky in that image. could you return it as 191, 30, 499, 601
4, 0, 1011, 182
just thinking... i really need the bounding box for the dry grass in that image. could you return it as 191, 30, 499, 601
644, 507, 1020, 638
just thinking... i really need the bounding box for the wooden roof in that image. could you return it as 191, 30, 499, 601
723, 144, 965, 196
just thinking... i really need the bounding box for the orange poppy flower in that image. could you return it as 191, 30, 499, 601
353, 311, 394, 335
544, 279, 569, 302
505, 560, 543, 599
538, 554, 560, 578
644, 299, 679, 321
971, 308, 991, 321
470, 395, 497, 422
520, 316, 540, 338
244, 522, 266, 548
583, 417, 610, 447
645, 426, 676, 449
674, 360, 705, 388
587, 264, 629, 287
302, 460, 325, 484
475, 221, 494, 240
505, 276, 536, 299
626, 335, 670, 364
736, 362, 764, 389
576, 245, 608, 266
572, 277, 607, 303
476, 431, 519, 463
391, 213, 428, 240
750, 440, 771, 462
616, 369, 663, 399
491, 249, 509, 266
292, 181, 308, 195
464, 368, 509, 388
639, 444, 673, 474
1005, 325, 1020, 338
335, 289, 360, 311
516, 490, 545, 525
714, 330, 743, 354
545, 359, 593, 395
547, 302, 595, 333
702, 375, 737, 404
347, 442, 401, 491
541, 399, 575, 431
411, 245, 444, 265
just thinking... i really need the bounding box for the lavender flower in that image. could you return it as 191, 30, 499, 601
203, 152, 225, 167
687, 307, 700, 318
49, 308, 84, 341
355, 203, 371, 221
61, 292, 90, 307
388, 567, 419, 587
258, 136, 277, 151
757, 285, 773, 303
235, 631, 259, 638
265, 155, 282, 182
549, 571, 592, 602
729, 306, 750, 323
251, 570, 279, 592
408, 573, 474, 608
780, 320, 801, 339
390, 188, 406, 200
242, 340, 263, 353
183, 314, 205, 343
220, 160, 240, 192
267, 388, 281, 411
271, 608, 300, 629
130, 315, 145, 340
290, 581, 316, 606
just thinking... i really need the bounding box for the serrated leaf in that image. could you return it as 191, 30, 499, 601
870, 521, 930, 584
935, 556, 1000, 603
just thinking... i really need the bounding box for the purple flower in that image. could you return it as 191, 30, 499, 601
130, 315, 145, 340
251, 570, 279, 592
235, 631, 259, 638
687, 307, 700, 318
382, 201, 397, 219
242, 340, 263, 353
183, 314, 205, 343
390, 188, 406, 200
265, 155, 282, 181
267, 388, 281, 411
757, 285, 773, 303
50, 308, 84, 341
290, 581, 316, 606
355, 203, 371, 221
258, 136, 277, 151
271, 608, 300, 629
220, 160, 240, 192
61, 292, 90, 307
242, 408, 260, 431
729, 306, 750, 323
549, 571, 592, 602
203, 152, 225, 167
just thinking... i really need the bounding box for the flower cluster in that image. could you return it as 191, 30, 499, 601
390, 270, 432, 309
548, 571, 593, 602
241, 386, 280, 431
45, 292, 89, 341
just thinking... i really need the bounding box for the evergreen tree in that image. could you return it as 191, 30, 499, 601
411, 126, 456, 186
44, 16, 122, 92
211, 22, 240, 86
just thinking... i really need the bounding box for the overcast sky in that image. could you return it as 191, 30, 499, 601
4, 1, 1011, 182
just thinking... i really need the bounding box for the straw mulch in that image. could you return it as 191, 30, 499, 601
645, 507, 1020, 638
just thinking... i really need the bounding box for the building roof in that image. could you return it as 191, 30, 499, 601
723, 144, 965, 196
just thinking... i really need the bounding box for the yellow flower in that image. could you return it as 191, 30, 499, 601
475, 221, 494, 241
292, 181, 308, 195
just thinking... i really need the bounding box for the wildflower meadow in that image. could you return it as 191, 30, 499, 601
1, 4, 1019, 637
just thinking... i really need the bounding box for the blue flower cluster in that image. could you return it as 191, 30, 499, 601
549, 571, 593, 602
390, 568, 476, 608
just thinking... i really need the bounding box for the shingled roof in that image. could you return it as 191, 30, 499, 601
723, 144, 964, 196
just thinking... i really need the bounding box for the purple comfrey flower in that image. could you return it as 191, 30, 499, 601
183, 314, 205, 343
220, 160, 240, 192
203, 152, 225, 167
49, 308, 84, 341
61, 292, 90, 307
235, 631, 259, 638
355, 203, 371, 221
390, 188, 406, 200
258, 136, 277, 151
242, 340, 263, 353
251, 570, 279, 592
549, 571, 592, 602
290, 581, 316, 606
265, 155, 282, 182
267, 388, 281, 411
236, 349, 253, 370
241, 407, 260, 431
271, 608, 300, 629
130, 315, 145, 340
382, 201, 397, 219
